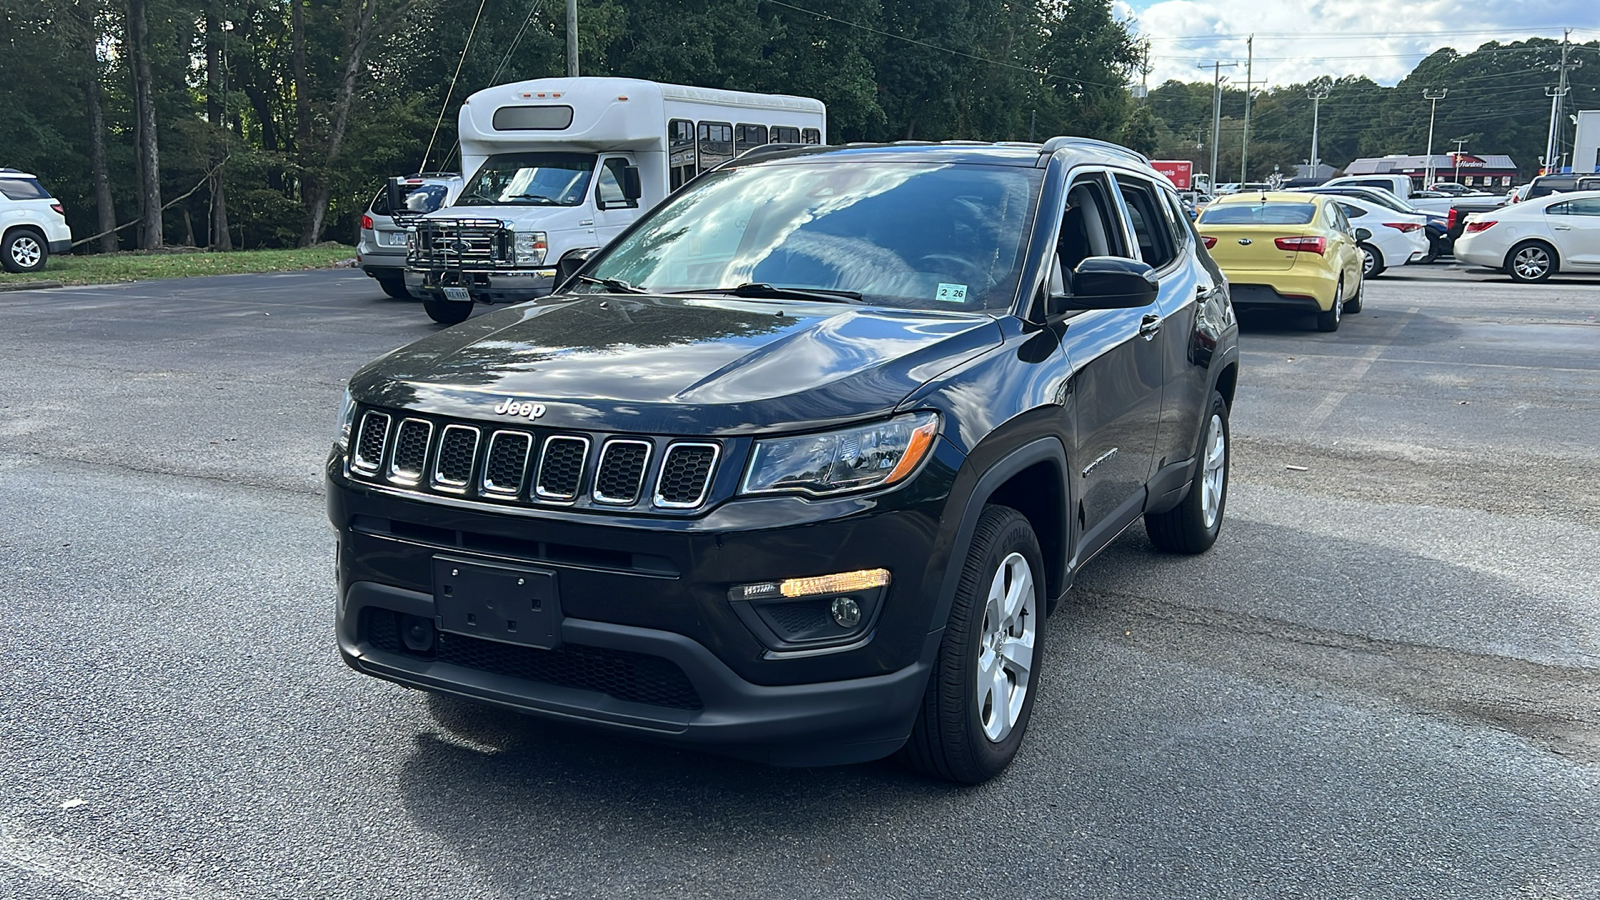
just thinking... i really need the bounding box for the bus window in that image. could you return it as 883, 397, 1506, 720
734, 124, 769, 156
772, 126, 800, 144
669, 118, 696, 191
698, 122, 734, 170
801, 128, 821, 145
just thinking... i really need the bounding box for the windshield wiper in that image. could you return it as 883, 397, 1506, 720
680, 283, 863, 304
576, 274, 648, 294
508, 194, 557, 204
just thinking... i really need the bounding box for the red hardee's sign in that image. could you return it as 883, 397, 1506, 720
1450, 154, 1487, 168
1150, 160, 1193, 190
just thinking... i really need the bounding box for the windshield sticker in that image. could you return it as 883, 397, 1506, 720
935, 283, 969, 303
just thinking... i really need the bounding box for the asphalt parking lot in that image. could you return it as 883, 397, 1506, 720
2, 264, 1597, 899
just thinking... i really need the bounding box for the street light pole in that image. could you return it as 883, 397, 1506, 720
1307, 84, 1330, 174
1451, 138, 1468, 183
1241, 35, 1254, 184
1423, 88, 1447, 187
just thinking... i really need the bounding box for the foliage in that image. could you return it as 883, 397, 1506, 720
0, 0, 1145, 254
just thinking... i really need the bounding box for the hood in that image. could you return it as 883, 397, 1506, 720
351, 295, 1003, 435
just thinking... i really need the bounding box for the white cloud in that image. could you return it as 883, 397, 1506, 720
1121, 0, 1595, 87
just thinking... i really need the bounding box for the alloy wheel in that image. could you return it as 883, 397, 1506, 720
976, 551, 1037, 743
1200, 413, 1227, 529
1513, 246, 1550, 280
10, 236, 41, 269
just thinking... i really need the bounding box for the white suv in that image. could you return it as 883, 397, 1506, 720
0, 168, 71, 274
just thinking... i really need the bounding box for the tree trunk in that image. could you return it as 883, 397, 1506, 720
206, 2, 232, 250
299, 0, 416, 246
292, 0, 315, 243
80, 0, 118, 253
127, 0, 163, 249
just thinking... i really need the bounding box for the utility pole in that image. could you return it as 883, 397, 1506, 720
1544, 29, 1581, 175
1241, 35, 1254, 185
566, 0, 579, 77
1423, 88, 1447, 186
1198, 60, 1237, 193
1307, 83, 1330, 174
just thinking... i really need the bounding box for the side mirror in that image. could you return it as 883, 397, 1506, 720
622, 165, 643, 201
554, 248, 597, 292
1354, 227, 1372, 241
1056, 257, 1160, 312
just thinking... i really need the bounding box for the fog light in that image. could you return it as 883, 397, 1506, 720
400, 613, 435, 653
830, 597, 861, 628
737, 568, 892, 601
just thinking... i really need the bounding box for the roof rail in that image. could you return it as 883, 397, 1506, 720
1039, 136, 1150, 165
735, 142, 816, 161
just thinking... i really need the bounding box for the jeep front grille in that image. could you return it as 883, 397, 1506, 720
347, 409, 720, 512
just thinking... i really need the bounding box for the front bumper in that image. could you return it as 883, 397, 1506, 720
405, 267, 557, 304
328, 441, 966, 765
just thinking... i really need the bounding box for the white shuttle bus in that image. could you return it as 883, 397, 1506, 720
403, 77, 827, 324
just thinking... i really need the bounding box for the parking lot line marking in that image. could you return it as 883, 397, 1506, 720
0, 819, 236, 900
1305, 307, 1419, 430
1240, 352, 1599, 375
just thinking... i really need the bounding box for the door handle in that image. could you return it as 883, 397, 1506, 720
1552, 224, 1572, 230
1139, 314, 1161, 340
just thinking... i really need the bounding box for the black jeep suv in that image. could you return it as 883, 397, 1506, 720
328, 138, 1239, 783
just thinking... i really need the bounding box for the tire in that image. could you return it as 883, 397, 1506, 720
899, 505, 1045, 784
1507, 240, 1556, 283
1342, 277, 1363, 314
1359, 243, 1385, 278
1316, 278, 1343, 332
423, 296, 473, 325
1145, 391, 1230, 554
2, 228, 48, 274
377, 276, 412, 300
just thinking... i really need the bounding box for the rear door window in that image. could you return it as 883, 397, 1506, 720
1113, 174, 1177, 269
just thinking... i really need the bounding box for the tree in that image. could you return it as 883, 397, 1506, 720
126, 0, 163, 249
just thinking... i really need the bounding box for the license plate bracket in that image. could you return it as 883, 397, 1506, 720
442, 285, 472, 303
433, 556, 561, 649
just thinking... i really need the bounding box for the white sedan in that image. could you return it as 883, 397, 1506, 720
1454, 190, 1600, 282
1329, 196, 1429, 277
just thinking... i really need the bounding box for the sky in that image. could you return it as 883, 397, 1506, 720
1117, 0, 1599, 88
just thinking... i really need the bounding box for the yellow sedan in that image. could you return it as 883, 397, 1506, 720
1196, 192, 1365, 332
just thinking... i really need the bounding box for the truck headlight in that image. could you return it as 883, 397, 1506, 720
513, 231, 548, 265
740, 412, 939, 497
335, 388, 356, 452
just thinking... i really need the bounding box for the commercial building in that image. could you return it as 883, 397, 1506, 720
1343, 153, 1519, 190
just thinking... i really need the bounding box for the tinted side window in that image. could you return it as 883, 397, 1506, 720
1115, 175, 1176, 269
1566, 198, 1600, 216
1547, 202, 1571, 216
772, 126, 801, 144
801, 128, 822, 145
734, 124, 768, 156
1338, 202, 1367, 219
1158, 186, 1190, 250
1058, 173, 1128, 272
596, 158, 638, 209
697, 122, 734, 171
669, 118, 696, 191
0, 178, 50, 201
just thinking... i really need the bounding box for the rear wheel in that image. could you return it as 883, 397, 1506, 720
2, 228, 48, 274
1342, 278, 1364, 314
1145, 392, 1230, 554
1359, 243, 1385, 278
899, 505, 1043, 784
1316, 279, 1343, 332
377, 276, 412, 300
1507, 240, 1556, 283
423, 296, 473, 325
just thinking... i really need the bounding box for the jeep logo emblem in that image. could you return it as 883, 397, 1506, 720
493, 398, 547, 419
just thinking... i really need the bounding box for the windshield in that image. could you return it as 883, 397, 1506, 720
458, 152, 596, 206
577, 161, 1042, 312
1198, 202, 1317, 225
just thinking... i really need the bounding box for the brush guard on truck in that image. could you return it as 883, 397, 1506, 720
405, 217, 556, 304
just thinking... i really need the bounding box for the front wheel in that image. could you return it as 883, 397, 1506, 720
1145, 391, 1230, 554
1507, 241, 1556, 283
899, 505, 1044, 784
423, 296, 473, 325
2, 228, 48, 274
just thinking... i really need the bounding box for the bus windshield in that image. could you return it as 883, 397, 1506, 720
458, 152, 596, 206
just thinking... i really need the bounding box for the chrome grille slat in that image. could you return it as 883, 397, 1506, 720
432, 425, 480, 492
655, 443, 719, 508
483, 431, 534, 496
387, 418, 434, 484
535, 436, 589, 501
352, 412, 391, 475
593, 439, 653, 505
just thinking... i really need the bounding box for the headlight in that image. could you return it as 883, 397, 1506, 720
741, 412, 939, 497
513, 231, 548, 265
335, 388, 356, 451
